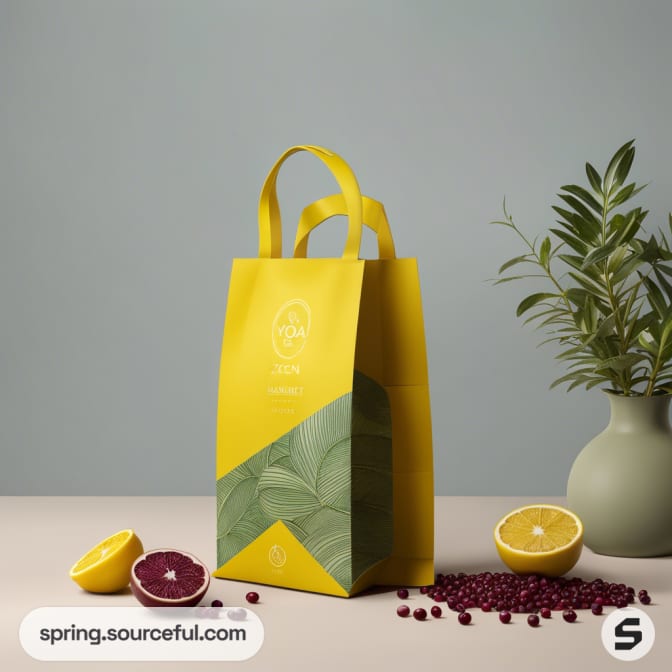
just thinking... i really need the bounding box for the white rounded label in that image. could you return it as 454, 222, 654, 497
19, 606, 264, 661
601, 607, 655, 661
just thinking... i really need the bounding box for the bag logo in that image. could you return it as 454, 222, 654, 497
269, 544, 287, 568
272, 300, 311, 360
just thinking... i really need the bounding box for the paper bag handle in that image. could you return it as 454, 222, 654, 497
293, 194, 397, 260
258, 145, 363, 260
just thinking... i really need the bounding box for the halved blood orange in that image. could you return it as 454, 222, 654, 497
130, 549, 210, 607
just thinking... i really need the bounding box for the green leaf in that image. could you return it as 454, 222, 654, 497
595, 353, 648, 373
552, 205, 601, 242
654, 268, 672, 303
539, 237, 551, 268
568, 272, 609, 299
643, 276, 668, 319
555, 343, 591, 361
560, 184, 603, 215
654, 263, 672, 279
493, 274, 548, 285
550, 369, 601, 390
565, 287, 590, 308
550, 228, 590, 255
609, 209, 646, 247
582, 296, 597, 334
638, 235, 662, 263
516, 292, 558, 317
606, 244, 628, 275
658, 316, 672, 355
611, 253, 644, 285
625, 309, 654, 344
558, 253, 602, 281
595, 313, 617, 338
604, 140, 635, 194
637, 331, 658, 354
612, 147, 636, 193
585, 162, 603, 194
581, 243, 616, 270
522, 306, 566, 327
556, 193, 603, 230
608, 182, 647, 211
498, 254, 534, 274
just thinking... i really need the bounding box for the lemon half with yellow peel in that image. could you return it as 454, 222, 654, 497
494, 504, 583, 577
70, 529, 144, 593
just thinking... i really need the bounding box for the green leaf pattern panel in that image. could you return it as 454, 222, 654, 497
216, 370, 392, 591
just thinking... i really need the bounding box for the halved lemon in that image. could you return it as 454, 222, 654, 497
494, 504, 583, 577
70, 529, 144, 593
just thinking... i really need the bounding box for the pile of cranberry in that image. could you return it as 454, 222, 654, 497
396, 572, 653, 627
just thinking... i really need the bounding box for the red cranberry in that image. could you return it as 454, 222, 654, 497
499, 610, 512, 624
397, 588, 409, 599
540, 607, 552, 619
591, 603, 603, 615
413, 608, 427, 621
211, 599, 223, 608
431, 605, 442, 618
563, 609, 577, 623
397, 605, 410, 618
639, 593, 652, 605
527, 614, 540, 627
245, 591, 259, 604
458, 611, 472, 625
420, 571, 645, 620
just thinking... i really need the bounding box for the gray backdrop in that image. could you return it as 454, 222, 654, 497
2, 0, 671, 495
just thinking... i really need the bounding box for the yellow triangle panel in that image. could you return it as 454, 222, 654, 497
213, 521, 349, 598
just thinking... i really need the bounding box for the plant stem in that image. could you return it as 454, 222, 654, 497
601, 191, 631, 394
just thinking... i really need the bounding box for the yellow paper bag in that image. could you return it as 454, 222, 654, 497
214, 145, 433, 596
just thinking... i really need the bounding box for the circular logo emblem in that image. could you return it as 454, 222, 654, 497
268, 544, 287, 568
271, 300, 311, 360
601, 607, 655, 661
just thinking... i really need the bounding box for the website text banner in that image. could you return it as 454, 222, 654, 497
19, 606, 264, 661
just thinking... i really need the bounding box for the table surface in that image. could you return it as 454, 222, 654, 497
1, 496, 670, 671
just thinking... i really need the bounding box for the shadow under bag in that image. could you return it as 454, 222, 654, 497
214, 145, 434, 596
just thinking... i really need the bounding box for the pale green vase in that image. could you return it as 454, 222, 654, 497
567, 392, 672, 557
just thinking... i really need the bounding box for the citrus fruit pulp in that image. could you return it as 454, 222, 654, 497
130, 549, 210, 607
69, 529, 144, 593
494, 504, 583, 577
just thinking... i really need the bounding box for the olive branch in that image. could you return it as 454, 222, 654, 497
493, 140, 672, 396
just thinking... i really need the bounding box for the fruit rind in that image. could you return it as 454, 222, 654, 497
69, 529, 144, 594
493, 504, 584, 577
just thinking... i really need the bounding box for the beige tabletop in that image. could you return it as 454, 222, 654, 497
1, 496, 669, 671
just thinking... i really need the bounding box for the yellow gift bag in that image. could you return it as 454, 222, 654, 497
214, 145, 433, 596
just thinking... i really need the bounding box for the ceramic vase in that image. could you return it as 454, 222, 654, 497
567, 392, 672, 557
